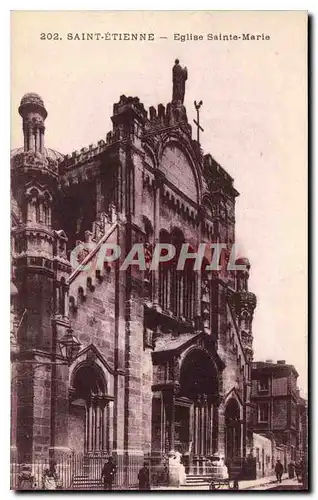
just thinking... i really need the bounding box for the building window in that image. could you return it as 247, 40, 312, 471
258, 403, 269, 423
258, 376, 269, 393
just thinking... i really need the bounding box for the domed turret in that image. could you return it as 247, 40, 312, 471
18, 93, 47, 119
18, 92, 48, 154
10, 147, 64, 163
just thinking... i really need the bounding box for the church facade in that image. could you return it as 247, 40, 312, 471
10, 62, 257, 484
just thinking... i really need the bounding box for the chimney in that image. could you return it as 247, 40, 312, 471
277, 360, 286, 365
265, 359, 273, 363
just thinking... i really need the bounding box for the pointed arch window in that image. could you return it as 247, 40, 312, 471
159, 230, 171, 311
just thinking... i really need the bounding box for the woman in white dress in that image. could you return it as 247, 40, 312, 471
174, 451, 187, 486
168, 451, 187, 487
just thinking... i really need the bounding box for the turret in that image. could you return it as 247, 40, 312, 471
11, 94, 72, 462
18, 93, 47, 154
235, 257, 257, 361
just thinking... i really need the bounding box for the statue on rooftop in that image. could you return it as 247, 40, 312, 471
172, 59, 188, 104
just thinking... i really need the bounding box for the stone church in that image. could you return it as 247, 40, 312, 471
10, 60, 257, 484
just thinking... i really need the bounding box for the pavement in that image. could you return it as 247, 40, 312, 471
152, 474, 303, 491
242, 475, 302, 491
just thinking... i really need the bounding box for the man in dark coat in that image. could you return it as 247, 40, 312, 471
138, 463, 151, 490
295, 461, 302, 483
101, 457, 117, 490
275, 459, 284, 483
288, 461, 295, 479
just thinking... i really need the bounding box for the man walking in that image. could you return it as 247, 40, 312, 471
101, 457, 117, 491
138, 462, 151, 490
275, 459, 284, 483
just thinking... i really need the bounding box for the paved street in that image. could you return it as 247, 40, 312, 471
267, 484, 304, 491
153, 475, 306, 491
247, 477, 304, 491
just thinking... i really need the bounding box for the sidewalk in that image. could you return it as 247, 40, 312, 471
240, 474, 296, 490
152, 474, 298, 491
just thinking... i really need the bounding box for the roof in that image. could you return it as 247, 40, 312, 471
154, 332, 199, 353
20, 93, 45, 108
252, 361, 299, 378
11, 147, 64, 162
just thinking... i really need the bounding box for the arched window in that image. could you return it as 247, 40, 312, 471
159, 229, 196, 321
143, 217, 154, 300
35, 201, 40, 223
59, 277, 66, 316
183, 246, 196, 320
159, 230, 171, 311
170, 229, 184, 317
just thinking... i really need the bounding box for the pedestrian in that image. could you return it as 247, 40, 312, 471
101, 456, 117, 490
275, 459, 284, 483
17, 464, 36, 490
42, 460, 61, 490
138, 462, 151, 490
295, 461, 302, 483
288, 461, 295, 479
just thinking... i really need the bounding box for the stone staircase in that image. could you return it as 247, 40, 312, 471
71, 476, 104, 490
184, 473, 211, 487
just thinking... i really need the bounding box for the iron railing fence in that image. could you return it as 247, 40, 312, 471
10, 451, 169, 490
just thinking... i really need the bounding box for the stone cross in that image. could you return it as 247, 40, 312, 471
193, 100, 204, 144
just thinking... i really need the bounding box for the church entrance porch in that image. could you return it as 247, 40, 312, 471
177, 349, 219, 474
152, 343, 224, 477
69, 363, 113, 479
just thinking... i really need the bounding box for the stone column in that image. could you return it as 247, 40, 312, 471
204, 396, 208, 456
193, 402, 197, 455
39, 129, 43, 153
153, 174, 161, 307
107, 401, 112, 451
209, 404, 213, 455
92, 400, 97, 451
217, 405, 226, 458
85, 402, 90, 452
195, 403, 200, 455
35, 128, 40, 152
168, 390, 175, 451
89, 403, 94, 452
10, 366, 18, 455
27, 126, 32, 151
99, 402, 104, 451
84, 403, 88, 453
23, 124, 28, 151
95, 403, 100, 452
200, 401, 204, 455
30, 127, 35, 151
179, 272, 183, 317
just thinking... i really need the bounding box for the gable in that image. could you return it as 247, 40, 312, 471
160, 145, 198, 203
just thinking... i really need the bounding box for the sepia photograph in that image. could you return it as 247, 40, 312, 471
10, 10, 308, 491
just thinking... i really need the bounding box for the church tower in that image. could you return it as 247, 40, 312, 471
11, 93, 71, 463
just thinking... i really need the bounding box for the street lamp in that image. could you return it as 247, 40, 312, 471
58, 328, 82, 366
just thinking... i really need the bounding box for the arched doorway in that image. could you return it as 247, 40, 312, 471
224, 398, 241, 461
69, 363, 111, 454
178, 349, 219, 458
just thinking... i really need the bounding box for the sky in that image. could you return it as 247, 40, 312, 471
11, 11, 307, 395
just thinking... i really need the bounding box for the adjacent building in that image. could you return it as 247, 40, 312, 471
251, 359, 306, 471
